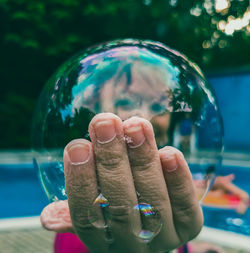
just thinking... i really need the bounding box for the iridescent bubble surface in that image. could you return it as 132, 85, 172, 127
132, 203, 162, 243
88, 193, 110, 229
88, 193, 114, 243
32, 39, 223, 202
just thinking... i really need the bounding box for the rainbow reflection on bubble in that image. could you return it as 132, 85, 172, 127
88, 193, 110, 229
93, 193, 109, 208
133, 203, 156, 217
132, 202, 162, 243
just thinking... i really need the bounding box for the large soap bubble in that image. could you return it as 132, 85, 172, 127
32, 39, 223, 203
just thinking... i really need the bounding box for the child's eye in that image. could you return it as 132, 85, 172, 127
150, 102, 164, 113
115, 98, 134, 110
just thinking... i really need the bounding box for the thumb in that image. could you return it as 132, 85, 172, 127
40, 200, 75, 233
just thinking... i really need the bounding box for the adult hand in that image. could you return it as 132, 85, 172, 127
41, 113, 203, 253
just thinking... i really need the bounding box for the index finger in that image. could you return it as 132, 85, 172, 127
64, 139, 108, 252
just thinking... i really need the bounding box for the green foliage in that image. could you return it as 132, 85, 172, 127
0, 0, 249, 148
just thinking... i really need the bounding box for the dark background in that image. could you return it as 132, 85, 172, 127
0, 0, 249, 149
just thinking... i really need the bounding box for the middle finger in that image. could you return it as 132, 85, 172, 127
89, 113, 143, 252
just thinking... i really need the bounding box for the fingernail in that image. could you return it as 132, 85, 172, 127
161, 153, 178, 172
66, 141, 91, 165
94, 119, 116, 144
125, 125, 145, 148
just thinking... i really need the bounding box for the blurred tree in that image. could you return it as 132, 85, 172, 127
0, 0, 249, 148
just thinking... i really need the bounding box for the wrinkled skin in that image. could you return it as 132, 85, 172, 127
41, 113, 203, 253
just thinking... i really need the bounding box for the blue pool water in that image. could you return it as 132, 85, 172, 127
0, 164, 49, 218
0, 162, 249, 236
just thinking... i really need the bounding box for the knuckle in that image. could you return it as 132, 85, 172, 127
65, 167, 87, 187
108, 205, 131, 224
171, 180, 197, 210
67, 183, 83, 195
167, 173, 193, 200
175, 200, 198, 219
129, 146, 158, 170
131, 156, 156, 170
96, 150, 124, 170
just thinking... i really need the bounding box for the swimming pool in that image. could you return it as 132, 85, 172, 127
0, 163, 49, 218
0, 158, 249, 236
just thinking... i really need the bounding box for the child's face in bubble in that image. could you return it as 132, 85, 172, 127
98, 62, 172, 147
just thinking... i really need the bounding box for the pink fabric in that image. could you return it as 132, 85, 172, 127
177, 243, 191, 253
54, 233, 90, 253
